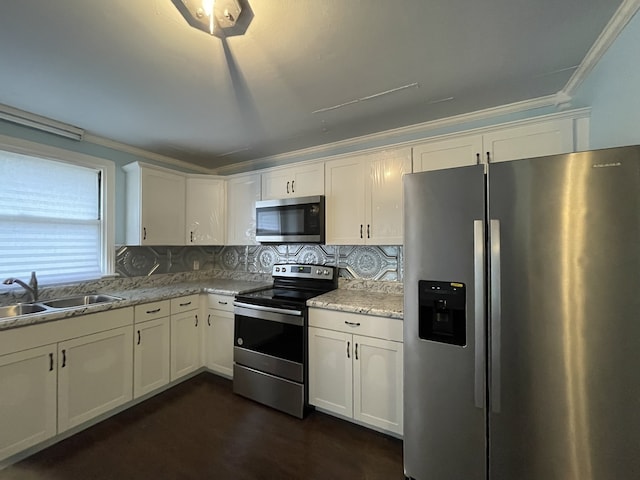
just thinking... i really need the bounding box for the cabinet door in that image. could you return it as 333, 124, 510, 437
170, 310, 201, 380
58, 326, 133, 432
366, 147, 411, 245
0, 345, 57, 461
140, 167, 186, 245
204, 308, 234, 378
412, 134, 483, 172
325, 155, 366, 245
186, 177, 226, 245
226, 173, 261, 245
353, 335, 403, 435
261, 169, 293, 200
133, 317, 170, 399
308, 327, 353, 417
483, 118, 574, 163
291, 163, 325, 198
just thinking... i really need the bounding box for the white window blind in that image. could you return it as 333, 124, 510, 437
0, 150, 103, 284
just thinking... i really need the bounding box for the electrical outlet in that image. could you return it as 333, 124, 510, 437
193, 260, 200, 270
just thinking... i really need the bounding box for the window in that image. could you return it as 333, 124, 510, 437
0, 136, 115, 285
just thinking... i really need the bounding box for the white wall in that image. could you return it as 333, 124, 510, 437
573, 11, 640, 148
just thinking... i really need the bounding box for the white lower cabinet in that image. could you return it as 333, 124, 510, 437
308, 327, 353, 417
204, 294, 234, 378
57, 326, 134, 432
0, 345, 57, 460
133, 317, 171, 398
170, 296, 201, 381
0, 308, 134, 462
352, 335, 403, 433
308, 309, 403, 435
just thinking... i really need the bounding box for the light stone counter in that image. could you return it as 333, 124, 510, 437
307, 288, 403, 320
0, 278, 271, 331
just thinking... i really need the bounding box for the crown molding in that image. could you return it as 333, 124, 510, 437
212, 94, 560, 175
562, 0, 640, 96
0, 103, 84, 141
82, 133, 212, 174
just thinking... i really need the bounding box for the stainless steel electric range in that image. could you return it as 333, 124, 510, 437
233, 264, 337, 418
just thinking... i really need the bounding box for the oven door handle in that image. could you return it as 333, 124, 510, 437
234, 303, 304, 327
234, 302, 303, 317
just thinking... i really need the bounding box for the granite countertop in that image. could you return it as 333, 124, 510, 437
0, 278, 271, 331
307, 289, 403, 320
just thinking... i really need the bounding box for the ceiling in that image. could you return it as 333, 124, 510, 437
0, 0, 627, 172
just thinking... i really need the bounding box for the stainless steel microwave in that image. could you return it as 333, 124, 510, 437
255, 195, 325, 243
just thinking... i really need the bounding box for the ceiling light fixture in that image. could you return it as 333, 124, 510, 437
172, 0, 250, 37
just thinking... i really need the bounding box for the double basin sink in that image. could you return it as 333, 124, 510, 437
0, 294, 123, 320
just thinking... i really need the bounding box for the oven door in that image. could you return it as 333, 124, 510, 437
233, 302, 306, 383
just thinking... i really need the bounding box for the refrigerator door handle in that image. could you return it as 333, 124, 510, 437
473, 220, 486, 409
490, 219, 502, 413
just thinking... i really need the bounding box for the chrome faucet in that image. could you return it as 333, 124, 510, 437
3, 271, 39, 302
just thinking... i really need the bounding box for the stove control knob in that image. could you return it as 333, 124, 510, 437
323, 269, 330, 275
282, 267, 286, 272
275, 267, 280, 272
315, 269, 321, 275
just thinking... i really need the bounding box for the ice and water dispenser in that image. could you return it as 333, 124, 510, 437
418, 280, 466, 346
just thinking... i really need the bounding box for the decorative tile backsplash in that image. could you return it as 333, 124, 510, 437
116, 245, 403, 281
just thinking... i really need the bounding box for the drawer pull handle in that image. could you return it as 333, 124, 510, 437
347, 341, 350, 359
179, 301, 192, 307
218, 301, 228, 305
49, 353, 54, 371
195, 314, 199, 327
146, 308, 161, 314
207, 314, 211, 327
345, 321, 361, 327
61, 349, 66, 368
137, 330, 141, 345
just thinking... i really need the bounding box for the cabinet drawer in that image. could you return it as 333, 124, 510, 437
170, 295, 199, 314
208, 294, 234, 313
134, 300, 170, 323
308, 308, 403, 343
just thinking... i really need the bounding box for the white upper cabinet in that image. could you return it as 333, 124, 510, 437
325, 147, 411, 245
482, 117, 574, 163
185, 176, 226, 245
226, 173, 261, 245
413, 134, 484, 172
412, 115, 583, 172
261, 162, 325, 200
124, 162, 186, 245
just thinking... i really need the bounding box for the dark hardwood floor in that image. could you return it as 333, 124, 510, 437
1, 374, 404, 479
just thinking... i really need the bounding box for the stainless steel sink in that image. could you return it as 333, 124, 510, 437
41, 294, 122, 309
0, 303, 48, 318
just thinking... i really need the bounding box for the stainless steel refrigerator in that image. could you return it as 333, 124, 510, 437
403, 145, 640, 480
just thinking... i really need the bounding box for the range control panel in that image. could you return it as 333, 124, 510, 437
272, 264, 335, 280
